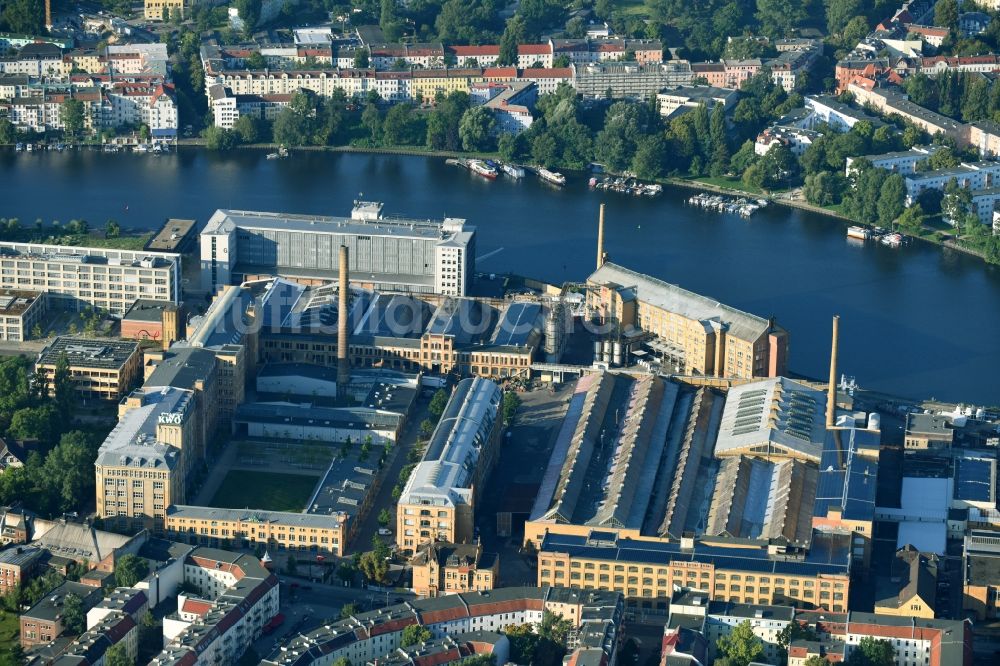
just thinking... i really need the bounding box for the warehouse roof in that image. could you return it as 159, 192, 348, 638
715, 377, 827, 463
399, 378, 502, 508
588, 263, 775, 342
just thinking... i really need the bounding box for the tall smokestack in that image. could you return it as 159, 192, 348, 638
337, 245, 350, 388
826, 315, 839, 428
45, 0, 51, 30
596, 203, 605, 271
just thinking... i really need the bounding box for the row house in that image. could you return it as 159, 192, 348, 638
691, 59, 762, 89
0, 43, 66, 77
1, 86, 102, 133
105, 82, 178, 139
920, 54, 1000, 75
0, 74, 31, 99
766, 45, 821, 92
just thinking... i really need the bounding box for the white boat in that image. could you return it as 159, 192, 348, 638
537, 167, 565, 185
846, 225, 869, 240
502, 163, 525, 179
266, 152, 280, 159
468, 159, 498, 179
25, 143, 33, 152
881, 232, 903, 247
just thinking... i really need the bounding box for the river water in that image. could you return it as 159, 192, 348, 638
1, 147, 997, 404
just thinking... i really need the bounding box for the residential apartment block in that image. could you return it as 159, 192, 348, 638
154, 547, 279, 666
259, 587, 622, 666
411, 542, 499, 597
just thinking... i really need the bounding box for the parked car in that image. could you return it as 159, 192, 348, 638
378, 528, 392, 536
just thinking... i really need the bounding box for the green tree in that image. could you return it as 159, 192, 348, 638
504, 624, 539, 663
803, 171, 846, 206
717, 620, 764, 666
41, 431, 96, 514
232, 115, 261, 144
382, 104, 418, 146
246, 52, 267, 70
498, 133, 522, 162
104, 642, 133, 666
204, 126, 237, 150
379, 0, 404, 42
826, 0, 863, 36
332, 659, 351, 666
419, 418, 435, 438
897, 203, 926, 231
934, 0, 959, 30
62, 592, 85, 634
429, 388, 449, 420
538, 610, 572, 644
459, 106, 496, 152
377, 508, 393, 527
846, 637, 895, 666
1, 0, 44, 34
502, 391, 521, 423
803, 657, 830, 666
105, 219, 121, 238
777, 621, 817, 663
708, 104, 730, 176
362, 103, 383, 143
115, 554, 150, 588
60, 99, 86, 141
498, 15, 526, 66
336, 563, 355, 585
755, 0, 806, 38
341, 602, 360, 618
842, 16, 870, 47
942, 179, 973, 224
0, 118, 17, 145
354, 49, 370, 68
358, 550, 388, 583
9, 404, 59, 446
53, 352, 74, 417
401, 624, 432, 646
877, 173, 906, 225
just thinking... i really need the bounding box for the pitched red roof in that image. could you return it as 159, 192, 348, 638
518, 44, 550, 55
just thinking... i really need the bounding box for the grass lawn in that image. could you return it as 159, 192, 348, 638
0, 609, 19, 655
210, 471, 318, 512
689, 176, 765, 195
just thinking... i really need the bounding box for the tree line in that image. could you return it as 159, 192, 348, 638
0, 356, 101, 518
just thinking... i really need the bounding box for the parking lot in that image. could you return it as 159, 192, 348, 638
476, 380, 577, 586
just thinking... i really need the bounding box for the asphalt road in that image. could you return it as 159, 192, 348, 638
351, 393, 432, 554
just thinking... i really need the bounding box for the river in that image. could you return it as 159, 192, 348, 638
1, 147, 997, 405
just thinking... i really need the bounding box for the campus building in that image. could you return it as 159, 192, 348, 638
36, 337, 142, 401
587, 262, 789, 379
165, 505, 349, 557
0, 289, 46, 341
0, 241, 180, 315
537, 530, 852, 613
258, 282, 544, 380
200, 201, 476, 296
397, 378, 503, 550
94, 387, 196, 532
